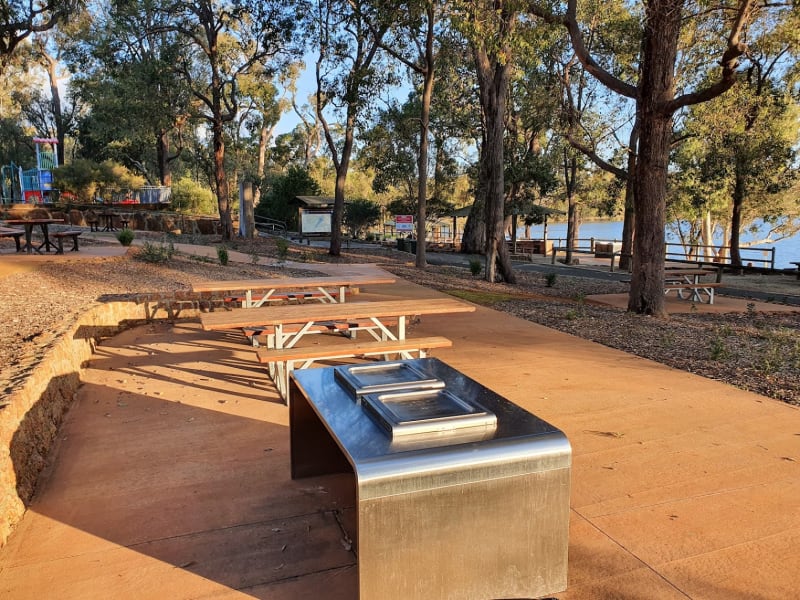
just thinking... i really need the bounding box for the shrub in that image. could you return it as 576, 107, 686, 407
217, 245, 229, 265
545, 272, 557, 287
170, 176, 217, 215
137, 241, 174, 264
468, 258, 482, 276
275, 237, 289, 261
116, 228, 134, 247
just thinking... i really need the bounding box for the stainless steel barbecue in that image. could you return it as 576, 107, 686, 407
289, 357, 571, 600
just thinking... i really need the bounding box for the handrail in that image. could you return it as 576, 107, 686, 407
254, 215, 287, 234
664, 242, 775, 269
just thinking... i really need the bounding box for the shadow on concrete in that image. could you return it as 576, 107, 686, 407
12, 324, 360, 598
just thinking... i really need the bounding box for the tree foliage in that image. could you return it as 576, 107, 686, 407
0, 0, 82, 60
344, 198, 381, 238
255, 165, 321, 230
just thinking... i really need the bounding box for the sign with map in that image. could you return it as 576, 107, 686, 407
301, 210, 332, 234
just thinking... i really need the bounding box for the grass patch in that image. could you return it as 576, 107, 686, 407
446, 289, 523, 305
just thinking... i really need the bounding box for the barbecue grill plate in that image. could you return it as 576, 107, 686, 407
334, 362, 443, 400
363, 388, 497, 437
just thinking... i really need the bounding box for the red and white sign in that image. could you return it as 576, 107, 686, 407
395, 215, 414, 232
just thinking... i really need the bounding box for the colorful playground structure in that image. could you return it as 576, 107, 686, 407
1, 137, 172, 205
1, 137, 59, 204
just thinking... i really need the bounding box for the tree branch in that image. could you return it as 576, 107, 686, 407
666, 0, 756, 111
528, 0, 637, 99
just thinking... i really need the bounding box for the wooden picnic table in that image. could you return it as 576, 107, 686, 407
4, 218, 65, 254
199, 297, 475, 347
191, 275, 396, 306
201, 297, 474, 401
663, 267, 720, 303
791, 261, 800, 280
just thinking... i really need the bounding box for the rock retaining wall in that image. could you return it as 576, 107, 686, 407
0, 299, 203, 546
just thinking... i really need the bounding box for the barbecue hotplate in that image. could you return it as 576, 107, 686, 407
334, 362, 496, 438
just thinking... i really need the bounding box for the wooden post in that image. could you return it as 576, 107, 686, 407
239, 181, 255, 239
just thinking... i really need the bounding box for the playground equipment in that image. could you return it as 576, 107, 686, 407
1, 137, 171, 205
1, 137, 59, 204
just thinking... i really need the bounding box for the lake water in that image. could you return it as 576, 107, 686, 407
519, 220, 800, 270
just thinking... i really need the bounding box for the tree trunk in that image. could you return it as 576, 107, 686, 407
461, 144, 488, 254
44, 52, 64, 165
563, 150, 578, 263
627, 0, 682, 317
213, 119, 233, 240
414, 5, 436, 269
619, 123, 638, 271
701, 211, 714, 261
461, 200, 486, 253
157, 128, 172, 187
254, 124, 268, 208
729, 153, 746, 267
330, 109, 356, 256
473, 44, 515, 283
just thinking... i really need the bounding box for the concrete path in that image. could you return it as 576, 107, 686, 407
1, 254, 799, 599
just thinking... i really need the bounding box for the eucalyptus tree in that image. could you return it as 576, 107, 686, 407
359, 98, 421, 205
310, 0, 400, 255
280, 63, 323, 168
671, 78, 799, 265
162, 0, 301, 240
0, 47, 44, 166
68, 0, 191, 186
550, 0, 639, 268
676, 8, 800, 267
237, 71, 286, 208
0, 0, 82, 61
451, 0, 525, 283
369, 0, 446, 267
503, 50, 561, 244
529, 0, 771, 316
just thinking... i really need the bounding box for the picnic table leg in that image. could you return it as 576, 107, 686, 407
22, 225, 34, 254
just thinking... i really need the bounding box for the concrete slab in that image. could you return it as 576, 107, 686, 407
1, 262, 799, 599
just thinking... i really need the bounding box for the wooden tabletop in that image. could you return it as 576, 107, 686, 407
200, 298, 475, 331
191, 275, 396, 294
663, 268, 717, 277
5, 219, 65, 225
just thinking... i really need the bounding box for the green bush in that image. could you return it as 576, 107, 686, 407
275, 237, 289, 260
545, 272, 557, 287
116, 228, 134, 246
469, 258, 482, 276
170, 176, 217, 215
54, 159, 146, 203
136, 241, 174, 264
217, 245, 229, 265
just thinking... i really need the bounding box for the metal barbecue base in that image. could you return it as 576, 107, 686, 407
289, 358, 571, 600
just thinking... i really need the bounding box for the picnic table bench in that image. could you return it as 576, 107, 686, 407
51, 230, 83, 254
200, 298, 475, 345
243, 317, 401, 347
257, 335, 453, 400
0, 227, 25, 252
191, 275, 396, 307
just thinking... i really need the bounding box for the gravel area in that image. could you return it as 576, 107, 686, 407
2, 235, 798, 406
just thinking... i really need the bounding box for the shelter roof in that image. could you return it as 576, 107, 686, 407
292, 196, 335, 208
